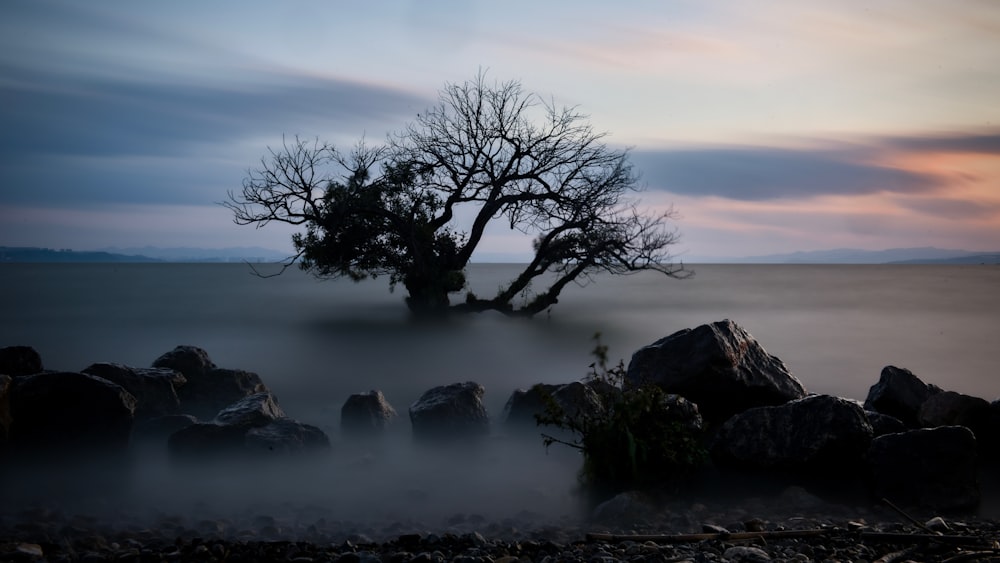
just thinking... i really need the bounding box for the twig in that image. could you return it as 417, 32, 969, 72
859, 532, 992, 547
880, 497, 940, 535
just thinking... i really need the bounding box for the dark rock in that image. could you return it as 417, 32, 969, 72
153, 346, 268, 419
8, 371, 136, 455
626, 320, 806, 423
865, 410, 907, 437
167, 421, 251, 459
868, 426, 979, 511
132, 414, 198, 444
214, 392, 285, 428
0, 374, 11, 443
501, 381, 603, 430
591, 490, 655, 524
152, 345, 216, 378
712, 394, 873, 474
409, 382, 489, 443
918, 391, 990, 434
341, 390, 397, 438
82, 362, 186, 421
863, 366, 942, 427
245, 418, 331, 454
0, 345, 43, 377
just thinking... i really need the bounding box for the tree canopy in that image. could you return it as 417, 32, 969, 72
224, 74, 687, 317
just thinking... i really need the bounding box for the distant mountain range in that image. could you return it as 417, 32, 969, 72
705, 247, 1000, 264
2, 245, 998, 264
0, 246, 290, 263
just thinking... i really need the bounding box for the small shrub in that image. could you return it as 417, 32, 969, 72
536, 334, 707, 497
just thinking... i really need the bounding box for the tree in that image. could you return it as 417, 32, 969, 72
224, 74, 688, 317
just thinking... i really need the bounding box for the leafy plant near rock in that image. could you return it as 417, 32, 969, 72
536, 335, 707, 498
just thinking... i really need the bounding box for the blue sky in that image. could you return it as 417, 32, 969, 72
2, 1, 998, 260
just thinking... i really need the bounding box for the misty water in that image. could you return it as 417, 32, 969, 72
2, 263, 1000, 529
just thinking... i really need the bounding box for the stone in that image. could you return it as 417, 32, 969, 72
8, 371, 136, 456
153, 346, 268, 419
0, 345, 43, 376
214, 392, 285, 428
82, 362, 186, 420
865, 410, 907, 437
863, 365, 941, 427
244, 418, 331, 455
626, 320, 806, 422
132, 413, 198, 444
868, 425, 979, 511
591, 490, 655, 524
341, 390, 397, 437
918, 391, 990, 435
711, 394, 873, 474
0, 374, 11, 443
167, 421, 251, 459
409, 382, 489, 443
723, 546, 771, 562
501, 381, 603, 430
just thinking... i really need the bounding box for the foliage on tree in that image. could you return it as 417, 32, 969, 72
224, 73, 687, 317
536, 335, 708, 497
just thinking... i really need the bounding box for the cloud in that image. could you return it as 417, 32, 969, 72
631, 145, 941, 201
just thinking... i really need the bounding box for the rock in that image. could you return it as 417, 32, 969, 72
591, 490, 655, 524
153, 346, 268, 419
863, 365, 941, 427
868, 426, 979, 511
712, 394, 873, 474
865, 410, 907, 437
918, 391, 990, 435
152, 345, 216, 378
214, 392, 285, 428
409, 382, 489, 443
626, 320, 806, 422
723, 546, 771, 562
82, 362, 186, 420
502, 381, 603, 430
245, 418, 331, 455
341, 390, 397, 437
0, 374, 11, 443
8, 371, 136, 455
0, 345, 43, 376
167, 421, 252, 459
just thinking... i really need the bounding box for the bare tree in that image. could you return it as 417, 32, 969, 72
224, 74, 687, 317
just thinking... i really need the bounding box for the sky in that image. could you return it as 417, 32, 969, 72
1, 1, 999, 261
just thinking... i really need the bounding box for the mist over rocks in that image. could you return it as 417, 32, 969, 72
81, 362, 185, 420
152, 345, 269, 419
409, 382, 490, 443
341, 390, 398, 438
626, 319, 807, 423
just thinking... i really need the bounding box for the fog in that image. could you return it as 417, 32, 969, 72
2, 263, 999, 532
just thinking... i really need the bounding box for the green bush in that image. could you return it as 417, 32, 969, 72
536, 335, 707, 497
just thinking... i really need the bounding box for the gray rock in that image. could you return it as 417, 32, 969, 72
245, 418, 331, 454
8, 371, 136, 455
868, 425, 979, 511
591, 490, 655, 524
409, 382, 489, 443
0, 345, 43, 377
918, 391, 990, 433
214, 392, 285, 427
341, 390, 397, 437
152, 345, 216, 378
0, 374, 11, 443
626, 320, 806, 422
502, 381, 603, 430
723, 546, 771, 562
712, 394, 873, 473
863, 365, 941, 427
865, 410, 907, 437
82, 362, 186, 420
153, 346, 269, 419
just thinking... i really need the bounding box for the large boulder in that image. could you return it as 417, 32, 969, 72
168, 393, 327, 460
626, 320, 806, 422
865, 410, 907, 437
502, 381, 603, 431
132, 414, 198, 445
409, 382, 490, 443
8, 371, 136, 456
712, 394, 873, 474
918, 391, 990, 434
152, 346, 268, 419
868, 426, 979, 511
863, 366, 941, 428
341, 390, 397, 438
82, 362, 186, 421
0, 374, 11, 443
0, 345, 43, 377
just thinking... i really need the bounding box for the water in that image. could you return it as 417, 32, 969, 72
2, 263, 999, 523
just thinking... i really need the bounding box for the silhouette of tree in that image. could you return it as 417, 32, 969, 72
224, 74, 687, 317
